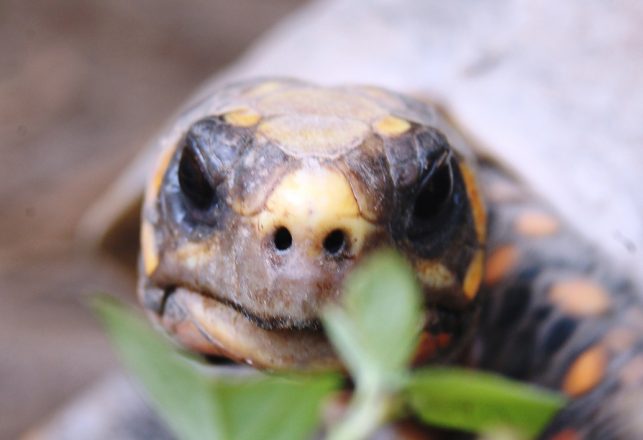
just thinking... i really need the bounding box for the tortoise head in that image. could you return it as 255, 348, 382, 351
139, 79, 486, 369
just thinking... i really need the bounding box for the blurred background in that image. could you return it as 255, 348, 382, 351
0, 0, 304, 437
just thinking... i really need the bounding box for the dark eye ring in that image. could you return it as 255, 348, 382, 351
412, 152, 454, 221
178, 143, 218, 210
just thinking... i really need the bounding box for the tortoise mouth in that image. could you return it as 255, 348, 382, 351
142, 283, 339, 369
198, 289, 324, 332
150, 283, 324, 331
140, 282, 470, 370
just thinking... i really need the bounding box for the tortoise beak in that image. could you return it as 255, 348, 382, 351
140, 283, 341, 370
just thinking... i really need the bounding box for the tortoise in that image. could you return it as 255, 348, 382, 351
75, 2, 643, 439
136, 79, 490, 370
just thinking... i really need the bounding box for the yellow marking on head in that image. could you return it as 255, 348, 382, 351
549, 278, 611, 317
459, 162, 487, 243
416, 260, 455, 289
484, 245, 520, 285
224, 108, 261, 127
515, 211, 560, 237
256, 166, 375, 256
144, 145, 175, 208
258, 115, 368, 157
563, 345, 607, 396
141, 221, 159, 276
463, 250, 484, 300
373, 115, 411, 137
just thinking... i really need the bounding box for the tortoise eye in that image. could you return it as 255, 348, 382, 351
178, 145, 217, 210
413, 154, 453, 221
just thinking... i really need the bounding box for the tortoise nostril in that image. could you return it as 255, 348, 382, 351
273, 226, 293, 251
323, 229, 346, 255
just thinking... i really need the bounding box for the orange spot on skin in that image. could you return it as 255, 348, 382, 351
550, 429, 583, 440
549, 279, 611, 317
515, 211, 560, 237
563, 345, 607, 397
414, 332, 437, 364
463, 250, 484, 300
620, 355, 643, 385
436, 333, 452, 349
459, 163, 487, 243
413, 332, 453, 364
484, 245, 520, 285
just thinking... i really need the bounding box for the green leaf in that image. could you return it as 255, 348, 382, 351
94, 296, 222, 439
406, 368, 566, 438
322, 250, 422, 385
217, 376, 336, 440
322, 250, 424, 440
93, 296, 338, 440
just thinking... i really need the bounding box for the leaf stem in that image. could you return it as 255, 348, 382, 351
326, 380, 395, 440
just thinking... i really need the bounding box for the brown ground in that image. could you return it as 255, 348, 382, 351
0, 1, 303, 437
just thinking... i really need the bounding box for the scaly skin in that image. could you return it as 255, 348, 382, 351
469, 164, 643, 439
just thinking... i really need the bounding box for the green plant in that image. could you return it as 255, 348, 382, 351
94, 250, 565, 440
